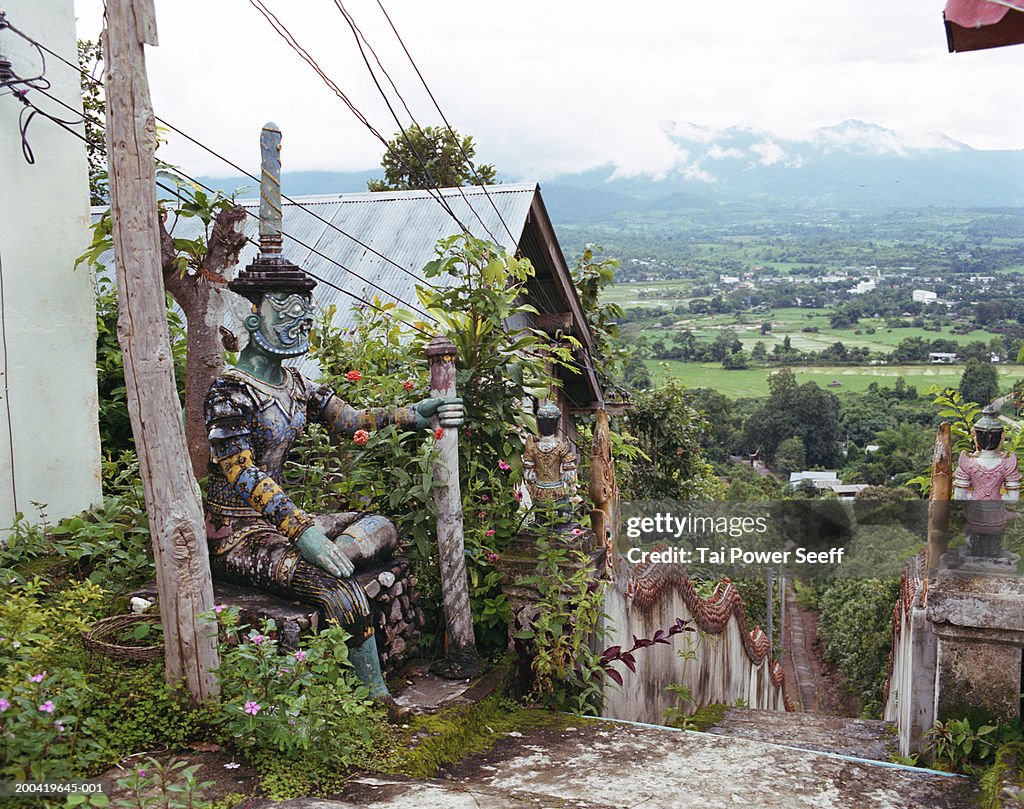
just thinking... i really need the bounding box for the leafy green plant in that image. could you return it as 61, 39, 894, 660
112, 757, 212, 809
663, 630, 707, 730
515, 537, 607, 714
209, 609, 379, 767
927, 717, 1004, 774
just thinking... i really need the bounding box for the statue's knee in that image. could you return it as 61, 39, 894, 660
338, 514, 398, 568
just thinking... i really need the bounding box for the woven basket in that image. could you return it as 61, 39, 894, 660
81, 614, 164, 661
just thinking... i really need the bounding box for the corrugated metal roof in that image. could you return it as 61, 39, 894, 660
94, 183, 533, 324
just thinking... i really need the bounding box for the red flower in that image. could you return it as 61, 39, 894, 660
434, 427, 444, 441
403, 380, 415, 391
353, 429, 370, 446
346, 370, 362, 382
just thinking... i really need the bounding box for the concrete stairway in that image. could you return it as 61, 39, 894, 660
706, 707, 899, 761
251, 714, 977, 809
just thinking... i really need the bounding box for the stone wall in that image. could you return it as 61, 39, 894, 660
601, 561, 791, 724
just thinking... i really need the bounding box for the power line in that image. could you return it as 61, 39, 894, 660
21, 80, 440, 335
330, 0, 501, 245
246, 0, 472, 235
11, 18, 444, 295
374, 0, 519, 246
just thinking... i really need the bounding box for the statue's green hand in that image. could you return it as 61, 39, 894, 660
414, 397, 464, 429
296, 526, 355, 578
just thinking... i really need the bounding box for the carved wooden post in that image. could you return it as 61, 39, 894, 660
926, 422, 953, 583
105, 0, 219, 703
426, 335, 481, 677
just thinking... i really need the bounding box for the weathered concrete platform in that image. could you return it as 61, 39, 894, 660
706, 707, 898, 761
252, 717, 976, 809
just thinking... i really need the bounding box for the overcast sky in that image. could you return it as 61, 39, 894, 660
71, 0, 1024, 182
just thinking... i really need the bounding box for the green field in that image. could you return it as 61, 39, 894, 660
619, 295, 1004, 356
646, 361, 1016, 398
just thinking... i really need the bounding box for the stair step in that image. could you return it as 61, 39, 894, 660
706, 707, 898, 761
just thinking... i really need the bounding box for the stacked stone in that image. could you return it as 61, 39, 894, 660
355, 555, 423, 675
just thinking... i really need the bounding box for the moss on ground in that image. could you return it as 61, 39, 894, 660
379, 692, 569, 779
665, 703, 730, 732
980, 742, 1024, 809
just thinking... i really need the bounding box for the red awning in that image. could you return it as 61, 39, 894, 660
945, 0, 1024, 51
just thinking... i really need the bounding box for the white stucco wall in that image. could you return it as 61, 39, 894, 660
0, 0, 102, 529
601, 582, 787, 724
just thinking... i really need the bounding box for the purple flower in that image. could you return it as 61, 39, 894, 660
498, 460, 511, 472
29, 671, 46, 683
214, 604, 227, 614
0, 698, 9, 712
293, 650, 307, 662
38, 701, 54, 713
54, 721, 65, 733
244, 701, 261, 715
249, 634, 264, 645
138, 769, 146, 778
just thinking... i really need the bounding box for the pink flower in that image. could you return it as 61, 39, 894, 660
403, 380, 415, 391
138, 769, 146, 778
54, 721, 65, 733
249, 634, 264, 645
513, 490, 523, 502
244, 701, 261, 715
346, 370, 362, 382
486, 552, 501, 564
294, 650, 307, 662
434, 427, 444, 441
38, 701, 54, 713
353, 429, 370, 447
571, 528, 585, 536
498, 460, 511, 472
481, 494, 490, 502
29, 672, 46, 683
0, 698, 9, 712
214, 604, 227, 614
485, 529, 495, 537
477, 511, 487, 519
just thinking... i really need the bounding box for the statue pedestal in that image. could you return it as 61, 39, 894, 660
927, 569, 1024, 725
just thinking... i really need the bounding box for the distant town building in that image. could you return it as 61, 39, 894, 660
849, 279, 876, 295
930, 352, 958, 364
789, 471, 839, 489
912, 289, 938, 304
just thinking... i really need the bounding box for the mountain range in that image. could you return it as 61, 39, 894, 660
197, 121, 1024, 225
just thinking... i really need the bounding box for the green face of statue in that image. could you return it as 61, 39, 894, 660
247, 292, 315, 358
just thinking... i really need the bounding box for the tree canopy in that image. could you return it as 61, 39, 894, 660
368, 124, 497, 191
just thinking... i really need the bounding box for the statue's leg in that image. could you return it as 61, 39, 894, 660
289, 560, 390, 698
206, 514, 390, 697
320, 513, 398, 570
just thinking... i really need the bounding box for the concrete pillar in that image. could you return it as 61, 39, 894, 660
927, 571, 1024, 726
0, 0, 102, 530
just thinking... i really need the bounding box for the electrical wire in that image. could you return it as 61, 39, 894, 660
0, 251, 18, 515
13, 19, 445, 293
373, 0, 519, 246
330, 0, 501, 245
246, 0, 472, 234
21, 79, 440, 338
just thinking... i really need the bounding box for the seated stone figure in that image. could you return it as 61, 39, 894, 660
204, 259, 462, 703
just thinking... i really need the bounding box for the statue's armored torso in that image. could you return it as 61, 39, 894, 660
205, 367, 328, 517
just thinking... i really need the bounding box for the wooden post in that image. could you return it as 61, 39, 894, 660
926, 422, 953, 583
589, 409, 619, 577
425, 335, 481, 678
766, 567, 774, 659
105, 0, 219, 703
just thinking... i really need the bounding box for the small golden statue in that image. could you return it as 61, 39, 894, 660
522, 403, 577, 523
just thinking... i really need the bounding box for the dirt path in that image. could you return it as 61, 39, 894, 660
782, 582, 859, 717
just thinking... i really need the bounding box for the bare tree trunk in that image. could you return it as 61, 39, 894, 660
426, 335, 480, 678
105, 0, 219, 704
161, 206, 246, 479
